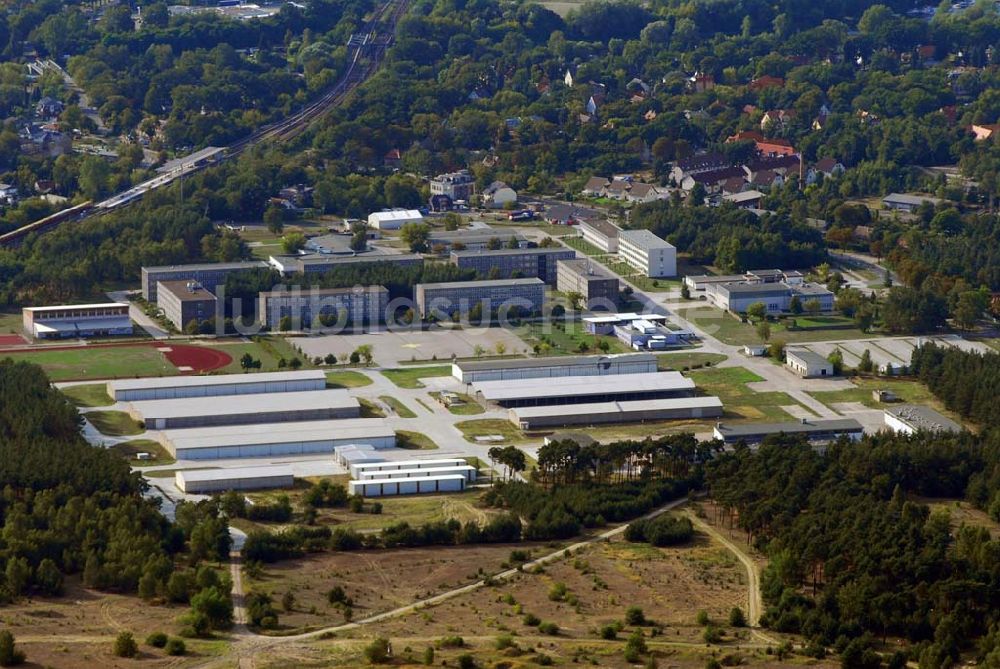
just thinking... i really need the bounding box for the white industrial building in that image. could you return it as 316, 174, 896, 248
162, 419, 395, 460
618, 229, 677, 278
510, 396, 723, 429
334, 444, 386, 467
22, 303, 133, 339
712, 419, 864, 444
473, 371, 696, 408
368, 209, 423, 230
108, 370, 327, 402
175, 466, 295, 494
130, 389, 360, 430
349, 458, 470, 479
785, 349, 834, 378
452, 352, 657, 383
349, 475, 466, 497
579, 219, 621, 253
883, 405, 962, 435
359, 465, 477, 483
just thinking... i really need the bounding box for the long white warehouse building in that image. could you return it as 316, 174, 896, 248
108, 370, 328, 401
358, 465, 477, 483
175, 466, 295, 494
510, 396, 723, 429
349, 458, 469, 479
349, 475, 466, 497
130, 389, 360, 430
474, 371, 695, 407
452, 352, 657, 383
162, 419, 395, 460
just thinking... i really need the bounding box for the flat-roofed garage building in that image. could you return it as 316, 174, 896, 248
108, 370, 328, 402
350, 458, 469, 479
474, 371, 695, 408
453, 352, 656, 383
130, 389, 360, 430
511, 396, 723, 429
175, 466, 295, 494
348, 475, 466, 497
359, 465, 477, 483
162, 419, 395, 460
712, 418, 864, 444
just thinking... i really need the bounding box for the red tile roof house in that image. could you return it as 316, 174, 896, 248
749, 75, 785, 91
756, 138, 796, 157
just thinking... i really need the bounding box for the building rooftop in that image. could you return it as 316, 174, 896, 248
714, 418, 864, 439
512, 396, 723, 418
353, 458, 469, 470
350, 474, 467, 486
450, 247, 575, 258
259, 285, 388, 298
143, 261, 268, 273
580, 218, 622, 239
109, 370, 326, 393
369, 209, 423, 223
885, 405, 962, 433
882, 192, 944, 206
785, 349, 832, 368
475, 371, 694, 402
792, 282, 834, 296
417, 277, 545, 290
582, 312, 668, 324
715, 282, 790, 296
24, 302, 129, 312
157, 280, 217, 302
723, 190, 764, 204
165, 418, 393, 450
455, 352, 655, 372
618, 229, 675, 251
155, 146, 224, 174
131, 389, 358, 420
176, 465, 295, 484
557, 258, 617, 280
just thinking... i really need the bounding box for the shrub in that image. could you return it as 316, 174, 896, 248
728, 607, 746, 627
523, 613, 541, 626
495, 634, 516, 650
706, 660, 722, 669
437, 635, 465, 648
600, 624, 618, 640
696, 610, 710, 626
165, 639, 186, 656
538, 622, 559, 636
548, 582, 568, 601
422, 646, 434, 665
113, 631, 138, 658
146, 632, 168, 648
625, 605, 646, 626
0, 630, 25, 667
703, 626, 723, 644
364, 637, 391, 664
457, 654, 476, 669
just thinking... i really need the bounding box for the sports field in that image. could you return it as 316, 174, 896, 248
0, 343, 231, 381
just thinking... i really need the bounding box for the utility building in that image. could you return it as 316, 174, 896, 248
108, 370, 327, 402
883, 405, 962, 434
22, 303, 132, 339
511, 396, 723, 429
175, 466, 295, 494
473, 371, 696, 408
157, 280, 218, 330
785, 349, 835, 378
712, 419, 865, 444
452, 352, 656, 384
368, 209, 423, 230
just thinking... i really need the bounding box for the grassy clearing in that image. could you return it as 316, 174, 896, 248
688, 366, 804, 422
60, 383, 114, 407
603, 258, 681, 292
455, 418, 529, 444
379, 395, 416, 418
676, 306, 872, 345
85, 410, 145, 436
429, 391, 484, 415
381, 365, 451, 388
0, 345, 176, 381
325, 369, 373, 388
657, 351, 727, 371
394, 430, 439, 450
215, 336, 310, 373
110, 439, 175, 466
516, 320, 629, 356
807, 375, 963, 421
0, 311, 22, 334
359, 398, 386, 418
559, 235, 606, 256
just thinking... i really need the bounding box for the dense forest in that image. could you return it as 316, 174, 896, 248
910, 342, 1000, 428
706, 430, 1000, 666
0, 360, 228, 604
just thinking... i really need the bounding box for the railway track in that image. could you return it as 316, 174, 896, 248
0, 0, 407, 249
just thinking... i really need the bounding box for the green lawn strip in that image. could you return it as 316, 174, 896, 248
358, 398, 386, 418
0, 346, 176, 381
61, 383, 115, 407
516, 320, 628, 356
455, 418, 529, 444
381, 365, 451, 388
325, 370, 373, 388
110, 439, 175, 466
602, 259, 679, 292
675, 306, 871, 346
394, 430, 439, 450
687, 366, 803, 422
560, 236, 606, 256
379, 395, 416, 418
0, 311, 23, 334
656, 352, 727, 371
85, 410, 146, 436
428, 391, 485, 415
807, 375, 962, 419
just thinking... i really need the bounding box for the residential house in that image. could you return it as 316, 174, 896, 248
278, 184, 314, 208
721, 177, 747, 195
971, 123, 1000, 141
383, 148, 402, 169
430, 170, 475, 202
586, 95, 602, 116
563, 67, 575, 87
581, 176, 610, 197
761, 109, 796, 132
806, 158, 845, 184
749, 169, 783, 190
690, 71, 715, 92
681, 166, 746, 193
748, 75, 784, 91
35, 96, 64, 119
757, 138, 796, 157
743, 154, 802, 180
0, 183, 17, 205
670, 152, 730, 184
482, 181, 517, 208
604, 179, 631, 200
722, 190, 764, 208
625, 182, 664, 204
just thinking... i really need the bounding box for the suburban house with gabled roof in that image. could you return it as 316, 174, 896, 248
582, 176, 610, 197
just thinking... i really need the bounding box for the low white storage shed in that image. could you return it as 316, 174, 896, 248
349, 474, 466, 497
108, 370, 327, 402
350, 458, 469, 479
175, 466, 295, 494
359, 465, 477, 483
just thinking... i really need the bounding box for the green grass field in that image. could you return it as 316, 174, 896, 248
61, 383, 114, 407
0, 312, 22, 334
85, 410, 145, 436
429, 391, 485, 415
676, 306, 871, 345
560, 236, 606, 257
381, 365, 451, 388
215, 337, 311, 373
602, 258, 681, 292
808, 376, 961, 420
379, 395, 416, 418
455, 418, 528, 444
359, 398, 386, 418
516, 320, 629, 356
0, 346, 175, 381
395, 430, 438, 450
325, 370, 373, 388
688, 366, 804, 422
110, 439, 175, 466
657, 352, 728, 371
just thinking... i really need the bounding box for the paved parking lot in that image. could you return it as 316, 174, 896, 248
295, 326, 529, 366
799, 334, 991, 370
